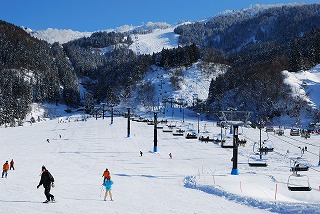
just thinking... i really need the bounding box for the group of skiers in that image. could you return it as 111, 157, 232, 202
36, 166, 114, 203
2, 159, 14, 178
2, 158, 114, 203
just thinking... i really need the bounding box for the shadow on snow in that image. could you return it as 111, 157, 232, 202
183, 176, 320, 214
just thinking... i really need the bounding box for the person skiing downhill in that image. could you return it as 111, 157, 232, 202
37, 166, 55, 203
2, 161, 9, 178
102, 168, 111, 183
103, 178, 114, 201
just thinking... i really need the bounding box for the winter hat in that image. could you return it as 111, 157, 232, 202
42, 165, 46, 170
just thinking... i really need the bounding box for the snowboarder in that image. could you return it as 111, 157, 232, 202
102, 168, 111, 183
37, 166, 55, 203
103, 177, 114, 201
10, 159, 14, 170
2, 161, 9, 178
140, 151, 143, 157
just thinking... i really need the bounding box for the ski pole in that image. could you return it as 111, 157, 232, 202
100, 185, 104, 197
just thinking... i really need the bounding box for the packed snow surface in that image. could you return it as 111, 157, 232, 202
0, 106, 319, 213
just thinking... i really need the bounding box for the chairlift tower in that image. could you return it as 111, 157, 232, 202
127, 108, 131, 137
220, 110, 251, 175
154, 112, 158, 152
134, 34, 140, 55
318, 148, 320, 166
192, 94, 198, 107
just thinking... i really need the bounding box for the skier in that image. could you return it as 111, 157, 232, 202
140, 151, 143, 157
103, 177, 114, 201
169, 153, 172, 159
46, 139, 50, 143
37, 166, 55, 203
2, 161, 9, 178
102, 168, 111, 183
10, 159, 14, 170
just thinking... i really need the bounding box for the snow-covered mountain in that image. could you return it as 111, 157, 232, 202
26, 28, 93, 44
283, 65, 320, 110
128, 25, 179, 55
27, 22, 180, 54
26, 19, 320, 126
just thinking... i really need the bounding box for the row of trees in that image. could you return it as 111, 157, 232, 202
152, 44, 200, 69
0, 20, 80, 126
175, 4, 320, 54
206, 27, 320, 121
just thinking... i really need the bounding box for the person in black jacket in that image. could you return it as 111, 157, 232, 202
37, 166, 55, 203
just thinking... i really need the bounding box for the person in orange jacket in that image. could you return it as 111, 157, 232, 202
10, 159, 14, 170
102, 168, 111, 183
2, 161, 9, 178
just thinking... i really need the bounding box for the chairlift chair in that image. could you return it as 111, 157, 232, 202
275, 128, 284, 136
248, 154, 268, 167
185, 131, 198, 139
221, 136, 233, 148
198, 134, 214, 142
287, 174, 311, 191
162, 125, 173, 132
290, 158, 310, 172
253, 141, 274, 154
265, 126, 274, 132
172, 128, 184, 136
290, 128, 300, 136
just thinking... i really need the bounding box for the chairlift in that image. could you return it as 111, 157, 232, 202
248, 154, 268, 167
220, 127, 233, 148
287, 174, 311, 191
221, 136, 233, 148
172, 128, 184, 136
290, 158, 310, 172
275, 128, 284, 136
185, 131, 198, 139
265, 126, 274, 132
253, 141, 274, 154
290, 128, 300, 136
198, 133, 214, 142
162, 125, 173, 132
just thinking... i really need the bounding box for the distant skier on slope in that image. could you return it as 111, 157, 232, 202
37, 166, 55, 203
2, 161, 9, 178
103, 177, 114, 201
10, 159, 14, 170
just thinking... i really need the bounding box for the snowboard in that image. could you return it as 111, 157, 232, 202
43, 200, 56, 203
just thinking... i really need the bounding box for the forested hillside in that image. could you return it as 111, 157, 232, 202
0, 20, 79, 126
1, 3, 320, 125
173, 4, 320, 122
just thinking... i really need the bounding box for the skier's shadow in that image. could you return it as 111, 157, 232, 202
0, 199, 43, 203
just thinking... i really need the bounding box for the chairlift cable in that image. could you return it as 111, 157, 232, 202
271, 134, 319, 157
281, 133, 320, 148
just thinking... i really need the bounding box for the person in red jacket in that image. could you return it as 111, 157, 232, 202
102, 168, 111, 183
10, 159, 14, 170
2, 161, 9, 178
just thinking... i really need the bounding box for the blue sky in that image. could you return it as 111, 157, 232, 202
1, 0, 319, 32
